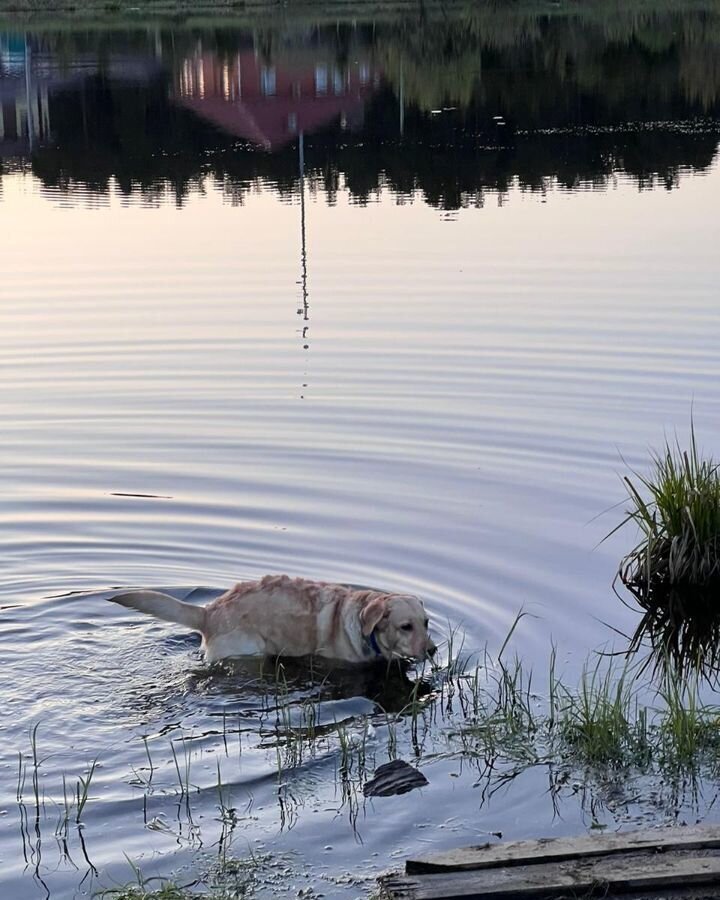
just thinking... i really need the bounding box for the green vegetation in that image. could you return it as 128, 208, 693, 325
101, 885, 254, 900
101, 886, 200, 900
619, 426, 720, 589
451, 641, 720, 791
97, 834, 267, 897
99, 858, 261, 899
614, 425, 720, 677
16, 723, 100, 842
555, 658, 644, 766
17, 617, 720, 898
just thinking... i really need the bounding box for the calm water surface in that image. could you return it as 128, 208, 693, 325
2, 6, 720, 897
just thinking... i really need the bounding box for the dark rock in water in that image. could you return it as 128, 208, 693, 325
363, 759, 429, 797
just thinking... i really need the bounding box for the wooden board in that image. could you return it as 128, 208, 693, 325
382, 850, 720, 900
406, 825, 720, 874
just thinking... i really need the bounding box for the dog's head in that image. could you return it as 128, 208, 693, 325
359, 592, 436, 662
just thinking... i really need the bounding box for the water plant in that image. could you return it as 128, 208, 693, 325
99, 854, 202, 900
99, 886, 199, 900
437, 610, 720, 802
99, 844, 270, 899
215, 759, 237, 829
76, 757, 99, 824
612, 423, 720, 678
17, 621, 720, 900
169, 740, 191, 797
657, 670, 720, 770
556, 657, 642, 766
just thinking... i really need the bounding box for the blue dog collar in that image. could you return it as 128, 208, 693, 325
367, 630, 382, 657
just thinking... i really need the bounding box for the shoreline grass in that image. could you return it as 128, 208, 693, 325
452, 648, 720, 790
16, 616, 720, 899
612, 424, 720, 678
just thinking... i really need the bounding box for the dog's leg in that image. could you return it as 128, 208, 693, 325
109, 590, 206, 634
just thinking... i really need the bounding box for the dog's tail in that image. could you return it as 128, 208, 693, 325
110, 590, 206, 634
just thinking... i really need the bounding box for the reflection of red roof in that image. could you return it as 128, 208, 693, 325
180, 93, 368, 149
175, 50, 379, 150
180, 96, 272, 147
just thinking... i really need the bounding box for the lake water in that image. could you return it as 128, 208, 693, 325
2, 5, 720, 898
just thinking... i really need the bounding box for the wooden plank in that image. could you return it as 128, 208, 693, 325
406, 824, 720, 874
383, 851, 720, 899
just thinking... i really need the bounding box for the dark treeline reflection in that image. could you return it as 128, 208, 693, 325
2, 4, 720, 208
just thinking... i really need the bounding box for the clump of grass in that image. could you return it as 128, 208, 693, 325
555, 658, 647, 767
613, 423, 720, 678
101, 847, 270, 900
450, 617, 541, 771
448, 614, 720, 811
457, 674, 539, 769
657, 671, 720, 771
100, 886, 199, 900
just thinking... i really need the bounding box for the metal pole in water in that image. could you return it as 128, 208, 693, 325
298, 131, 309, 320
297, 131, 310, 398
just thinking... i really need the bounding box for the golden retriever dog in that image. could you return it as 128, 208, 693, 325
110, 574, 437, 665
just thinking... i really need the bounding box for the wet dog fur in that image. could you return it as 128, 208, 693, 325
110, 574, 436, 665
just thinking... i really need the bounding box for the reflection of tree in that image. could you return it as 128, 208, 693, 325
680, 43, 720, 109
27, 75, 232, 204
306, 95, 719, 208
374, 18, 491, 111
25, 77, 716, 212
375, 7, 720, 122
2, 5, 720, 209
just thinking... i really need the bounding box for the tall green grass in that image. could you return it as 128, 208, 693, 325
618, 425, 720, 587
556, 658, 644, 766
613, 424, 720, 677
18, 618, 720, 897
454, 646, 720, 790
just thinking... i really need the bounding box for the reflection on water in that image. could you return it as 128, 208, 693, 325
176, 45, 380, 150
3, 4, 720, 899
2, 5, 720, 207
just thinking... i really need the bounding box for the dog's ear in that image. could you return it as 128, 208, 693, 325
359, 594, 390, 636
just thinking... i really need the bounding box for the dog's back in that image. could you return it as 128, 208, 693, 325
203, 576, 351, 659
111, 576, 356, 661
